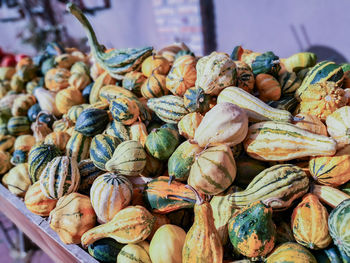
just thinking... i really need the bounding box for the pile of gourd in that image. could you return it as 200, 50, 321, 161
0, 2, 350, 263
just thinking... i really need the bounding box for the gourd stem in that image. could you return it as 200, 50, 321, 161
272, 59, 280, 65
292, 116, 305, 122
168, 176, 174, 185
185, 185, 204, 205
166, 194, 196, 204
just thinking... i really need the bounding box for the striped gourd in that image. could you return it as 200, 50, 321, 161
110, 97, 140, 125
67, 104, 89, 122
11, 94, 36, 116
326, 106, 350, 149
105, 140, 146, 176
295, 61, 344, 100
86, 101, 109, 110
90, 134, 120, 170
117, 243, 152, 263
183, 87, 211, 113
0, 151, 12, 174
11, 150, 27, 165
129, 121, 148, 147
13, 134, 35, 152
229, 164, 309, 210
217, 86, 293, 122
145, 128, 179, 160
147, 95, 189, 124
244, 121, 337, 161
44, 131, 71, 152
88, 239, 125, 263
0, 123, 8, 135
177, 112, 203, 140
328, 199, 350, 257
89, 72, 116, 104
0, 134, 15, 152
141, 73, 169, 99
283, 52, 317, 73
52, 117, 74, 133
28, 143, 61, 183
90, 173, 133, 223
7, 116, 31, 136
66, 131, 92, 162
2, 163, 31, 197
27, 103, 41, 122
255, 73, 281, 102
75, 108, 109, 137
104, 120, 130, 142
188, 144, 236, 195
122, 71, 146, 96
235, 61, 255, 93
312, 184, 350, 208
279, 71, 301, 95
266, 242, 317, 263
267, 95, 298, 113
40, 156, 80, 199
78, 159, 104, 195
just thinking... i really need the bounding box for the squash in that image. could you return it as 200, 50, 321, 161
292, 193, 332, 250
195, 51, 236, 95
40, 156, 80, 199
328, 199, 350, 257
49, 193, 96, 244
7, 116, 31, 136
68, 72, 91, 91
81, 205, 155, 246
311, 184, 350, 208
229, 164, 309, 210
313, 244, 350, 263
145, 127, 179, 160
251, 51, 281, 76
11, 94, 36, 116
326, 106, 350, 149
88, 238, 124, 263
33, 87, 60, 116
11, 134, 36, 164
90, 134, 120, 171
194, 102, 248, 147
266, 242, 317, 263
228, 201, 276, 258
55, 87, 84, 114
110, 97, 140, 125
122, 71, 146, 96
71, 61, 90, 75
27, 104, 41, 122
147, 214, 170, 241
235, 155, 267, 188
234, 61, 254, 93
104, 120, 130, 142
0, 80, 11, 99
75, 108, 109, 137
188, 144, 236, 195
182, 186, 223, 263
2, 163, 31, 197
166, 55, 197, 96
44, 131, 71, 152
89, 71, 116, 104
141, 73, 168, 99
177, 112, 203, 140
105, 140, 146, 176
52, 117, 74, 132
283, 52, 317, 73
279, 71, 301, 95
44, 68, 71, 92
66, 131, 91, 162
255, 73, 281, 102
293, 113, 327, 136
0, 151, 12, 174
141, 55, 170, 77
55, 53, 81, 69
244, 121, 337, 161
25, 181, 57, 216
78, 159, 104, 195
149, 224, 186, 263
90, 173, 133, 223
117, 242, 152, 263
129, 121, 148, 147
183, 87, 211, 113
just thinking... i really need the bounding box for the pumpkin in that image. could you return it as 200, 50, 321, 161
141, 55, 170, 77
141, 73, 169, 99
145, 127, 179, 160
326, 106, 350, 148
44, 131, 71, 152
11, 94, 36, 116
129, 121, 148, 147
55, 87, 84, 114
183, 87, 211, 113
194, 102, 248, 147
188, 144, 236, 195
149, 224, 186, 263
75, 108, 109, 137
78, 159, 104, 195
2, 163, 31, 197
177, 112, 203, 140
90, 134, 120, 171
7, 116, 31, 136
266, 242, 317, 263
293, 113, 328, 136
90, 173, 133, 223
228, 201, 276, 258
235, 61, 255, 93
110, 97, 140, 125
122, 71, 147, 96
0, 151, 12, 174
33, 87, 60, 116
182, 186, 223, 263
104, 120, 130, 142
88, 239, 124, 263
255, 73, 281, 102
117, 242, 152, 263
195, 51, 236, 95
44, 68, 71, 92
49, 193, 96, 244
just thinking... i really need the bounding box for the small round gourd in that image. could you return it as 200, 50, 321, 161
110, 97, 140, 125
145, 128, 179, 160
255, 73, 281, 102
11, 134, 36, 164
11, 94, 36, 116
104, 120, 130, 142
78, 159, 104, 195
7, 116, 31, 136
75, 108, 109, 137
235, 61, 255, 93
55, 87, 84, 114
117, 242, 152, 263
88, 239, 125, 263
68, 72, 91, 91
2, 163, 31, 197
90, 134, 120, 171
178, 112, 203, 139
183, 87, 211, 113
27, 103, 41, 122
122, 71, 146, 96
44, 68, 70, 92
44, 131, 71, 152
66, 104, 89, 122
266, 242, 317, 263
141, 73, 168, 99
66, 131, 91, 162
0, 151, 12, 174
0, 134, 15, 152
141, 55, 170, 77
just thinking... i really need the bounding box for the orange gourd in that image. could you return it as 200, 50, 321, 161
45, 68, 71, 92
55, 87, 84, 114
142, 55, 171, 77
25, 181, 57, 216
293, 113, 328, 136
255, 73, 281, 102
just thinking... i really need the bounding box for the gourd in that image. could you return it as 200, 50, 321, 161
234, 61, 254, 93
311, 184, 350, 208
283, 52, 317, 72
149, 224, 186, 263
67, 3, 153, 79
235, 155, 267, 187
266, 242, 317, 263
44, 131, 71, 152
188, 144, 236, 195
90, 134, 120, 170
166, 55, 197, 96
141, 55, 170, 77
88, 239, 124, 263
90, 173, 133, 223
328, 199, 350, 257
182, 186, 223, 263
110, 97, 140, 125
228, 201, 276, 258
11, 94, 36, 116
68, 72, 91, 91
313, 244, 350, 263
117, 242, 152, 263
55, 53, 81, 69
195, 51, 236, 95
55, 87, 84, 114
177, 112, 203, 139
140, 153, 164, 178
27, 104, 41, 122
244, 121, 337, 161
267, 95, 298, 114
49, 193, 96, 244
129, 121, 148, 147
122, 71, 146, 96
141, 73, 168, 99
10, 74, 25, 92
66, 131, 91, 162
75, 108, 109, 137
0, 134, 15, 152
0, 151, 12, 174
229, 164, 309, 210
89, 72, 116, 104
2, 163, 31, 197
24, 181, 57, 216
78, 159, 104, 195
104, 120, 129, 142
157, 42, 191, 63
194, 102, 248, 147
291, 194, 332, 250
11, 134, 36, 164
255, 73, 281, 102
44, 68, 70, 92
33, 87, 60, 116
326, 106, 350, 148
71, 61, 90, 75
297, 81, 347, 121
0, 67, 16, 81
40, 156, 80, 199
145, 127, 179, 160
7, 116, 31, 136
251, 51, 281, 76
183, 87, 211, 113
81, 205, 155, 247
147, 214, 170, 241
217, 86, 293, 122
278, 71, 301, 94
293, 113, 327, 136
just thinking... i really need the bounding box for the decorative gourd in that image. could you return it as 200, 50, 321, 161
147, 95, 189, 123
129, 121, 148, 147
88, 238, 124, 263
55, 53, 81, 69
7, 116, 31, 136
283, 52, 317, 73
266, 242, 317, 263
0, 80, 11, 99
244, 121, 337, 161
89, 72, 116, 104
195, 51, 236, 95
0, 134, 15, 152
117, 242, 152, 263
143, 176, 195, 213
40, 156, 80, 199
166, 55, 197, 96
78, 159, 104, 194
28, 143, 61, 183
10, 74, 25, 92
140, 153, 164, 178
104, 120, 130, 142
157, 42, 191, 63
27, 103, 41, 122
55, 87, 84, 114
0, 67, 16, 81
71, 61, 90, 75
255, 73, 281, 102
228, 201, 276, 258
52, 117, 74, 132
188, 144, 236, 195
44, 131, 71, 151
297, 81, 347, 121
44, 68, 70, 92
293, 113, 327, 136
218, 86, 293, 122
11, 135, 36, 164
145, 128, 179, 160
251, 51, 280, 76
110, 97, 140, 125
234, 61, 255, 93
291, 194, 331, 250
66, 131, 92, 162
326, 106, 350, 148
141, 55, 170, 77
235, 155, 267, 188
141, 73, 168, 99
11, 94, 36, 116
81, 205, 155, 246
279, 71, 301, 94
194, 103, 248, 147
328, 199, 350, 257
147, 214, 170, 241
0, 151, 12, 174
68, 72, 91, 91
149, 224, 186, 263
182, 186, 223, 263
177, 112, 203, 140
313, 244, 350, 263
25, 181, 57, 216
33, 87, 60, 116
229, 164, 309, 210
75, 108, 109, 136
49, 193, 96, 244
98, 84, 137, 102
2, 163, 31, 197
90, 134, 120, 171
183, 87, 211, 113
311, 184, 350, 208
122, 71, 146, 96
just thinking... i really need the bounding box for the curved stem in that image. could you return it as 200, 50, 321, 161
185, 185, 203, 205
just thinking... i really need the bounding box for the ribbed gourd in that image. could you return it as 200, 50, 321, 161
90, 134, 120, 171
142, 55, 170, 77
266, 242, 317, 263
278, 71, 301, 95
78, 159, 104, 195
11, 135, 36, 165
251, 51, 281, 76
75, 108, 109, 137
183, 87, 211, 113
141, 73, 169, 99
44, 68, 70, 92
110, 97, 140, 125
283, 52, 317, 73
66, 131, 91, 162
11, 94, 36, 116
7, 116, 31, 136
44, 131, 71, 152
129, 121, 148, 147
104, 120, 130, 142
2, 163, 31, 197
117, 242, 152, 263
0, 151, 12, 174
145, 128, 179, 160
235, 61, 255, 93
122, 71, 146, 96
55, 87, 84, 114
326, 106, 350, 148
177, 112, 203, 140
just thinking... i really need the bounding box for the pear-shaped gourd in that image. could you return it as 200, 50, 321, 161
194, 102, 248, 147
117, 241, 152, 263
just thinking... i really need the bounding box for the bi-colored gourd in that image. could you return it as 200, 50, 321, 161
55, 87, 84, 114
88, 239, 124, 263
183, 87, 211, 113
129, 121, 148, 147
11, 94, 36, 116
278, 71, 301, 95
44, 131, 71, 152
326, 106, 350, 148
266, 242, 317, 263
177, 112, 203, 140
117, 242, 152, 263
141, 55, 170, 77
2, 163, 31, 197
145, 128, 179, 160
110, 97, 140, 125
283, 52, 317, 73
311, 184, 350, 208
293, 113, 328, 136
122, 71, 146, 96
251, 51, 280, 76
234, 61, 254, 93
90, 134, 120, 171
104, 120, 130, 142
141, 73, 168, 99
78, 159, 104, 195
75, 108, 109, 136
44, 68, 70, 92
0, 135, 15, 152
33, 87, 60, 116
255, 73, 281, 102
66, 131, 91, 162
7, 116, 31, 136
